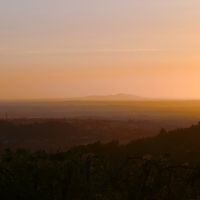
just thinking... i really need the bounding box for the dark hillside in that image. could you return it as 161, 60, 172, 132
0, 119, 160, 150
124, 122, 200, 162
1, 123, 200, 199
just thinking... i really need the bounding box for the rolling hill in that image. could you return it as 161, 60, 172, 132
68, 93, 147, 101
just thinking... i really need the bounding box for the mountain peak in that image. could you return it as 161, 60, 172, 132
69, 94, 147, 101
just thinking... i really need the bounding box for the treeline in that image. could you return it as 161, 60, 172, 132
1, 146, 200, 200
1, 122, 200, 199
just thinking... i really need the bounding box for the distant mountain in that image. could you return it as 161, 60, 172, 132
68, 94, 147, 101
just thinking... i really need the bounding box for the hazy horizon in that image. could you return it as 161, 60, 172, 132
1, 93, 200, 102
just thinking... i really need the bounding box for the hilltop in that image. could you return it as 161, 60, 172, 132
67, 93, 147, 101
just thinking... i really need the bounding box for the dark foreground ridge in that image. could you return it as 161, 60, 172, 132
0, 118, 172, 151
1, 123, 200, 199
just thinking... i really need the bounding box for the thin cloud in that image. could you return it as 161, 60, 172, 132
0, 48, 162, 56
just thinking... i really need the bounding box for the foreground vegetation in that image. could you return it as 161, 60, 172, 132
1, 123, 200, 199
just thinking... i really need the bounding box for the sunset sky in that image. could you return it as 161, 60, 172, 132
1, 0, 200, 100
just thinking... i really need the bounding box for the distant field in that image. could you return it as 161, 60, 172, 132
0, 100, 199, 150
0, 100, 200, 120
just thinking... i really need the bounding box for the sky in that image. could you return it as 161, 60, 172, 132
1, 0, 200, 100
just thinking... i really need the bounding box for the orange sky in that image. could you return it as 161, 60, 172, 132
1, 0, 200, 100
